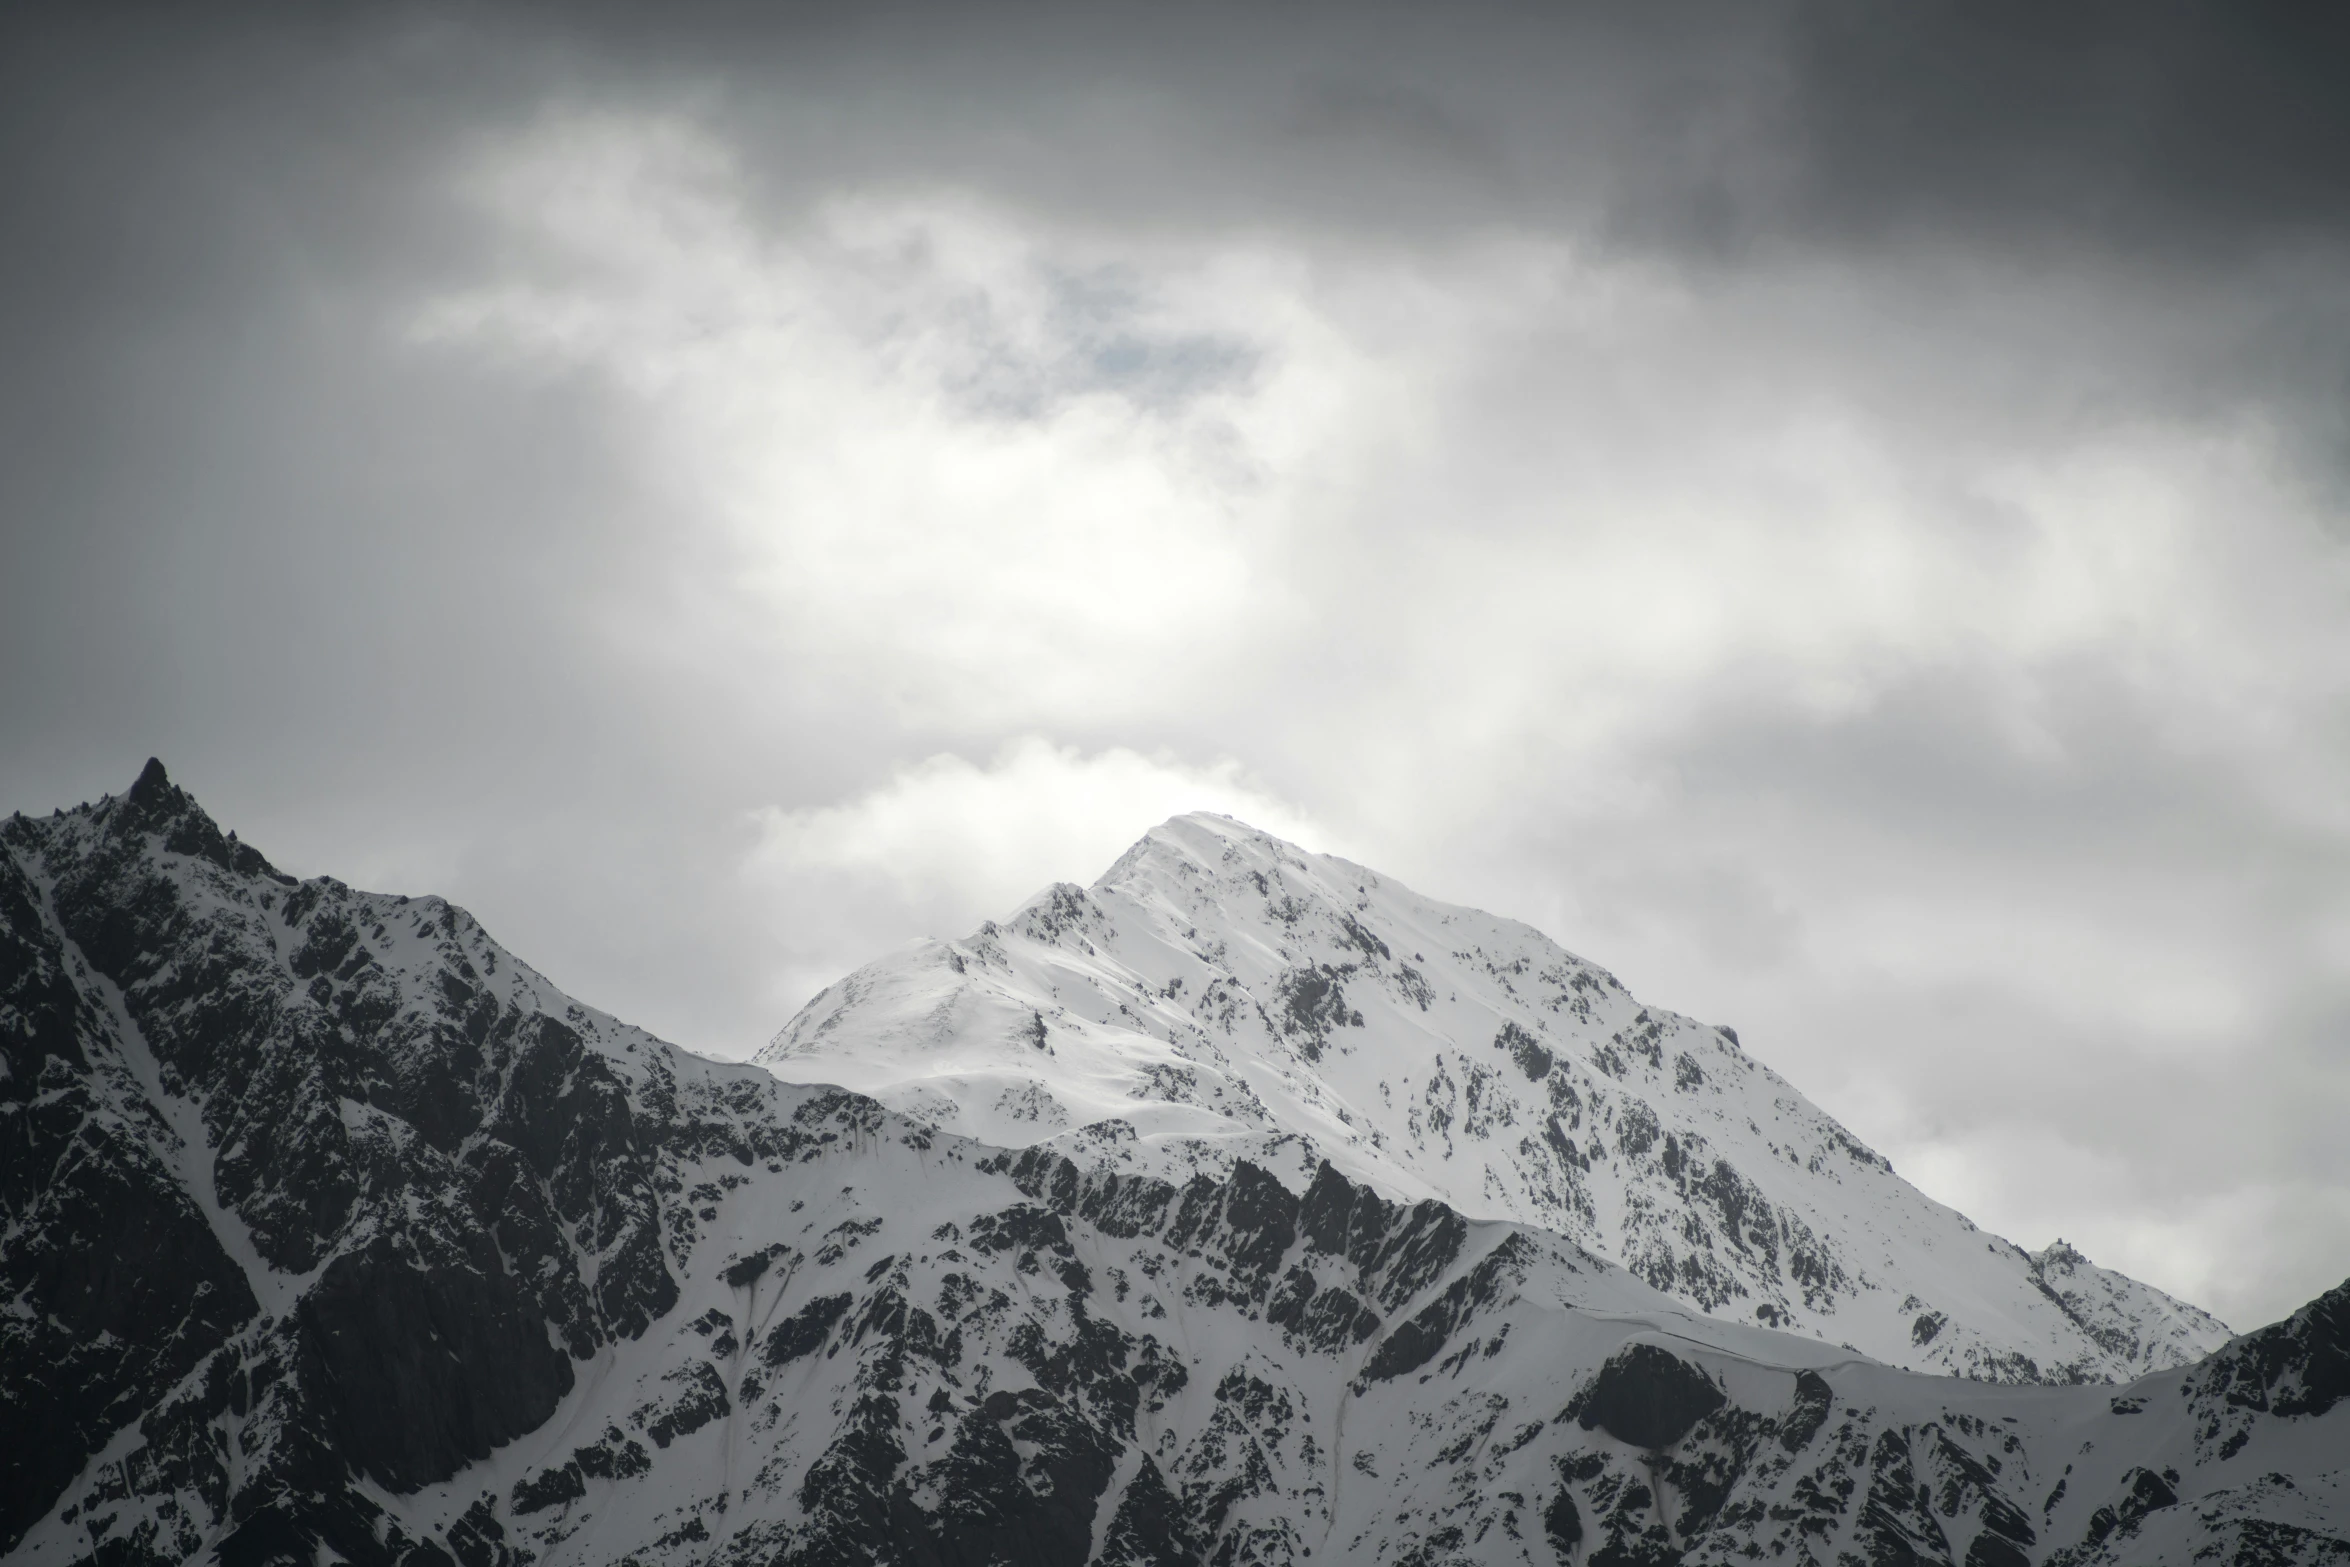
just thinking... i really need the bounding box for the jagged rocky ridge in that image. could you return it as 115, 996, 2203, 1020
3, 765, 2344, 1567
761, 814, 2229, 1384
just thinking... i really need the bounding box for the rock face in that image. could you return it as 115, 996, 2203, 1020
0, 764, 849, 1563
5, 767, 2345, 1567
760, 814, 2231, 1384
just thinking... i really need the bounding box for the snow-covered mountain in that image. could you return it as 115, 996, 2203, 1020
759, 814, 2228, 1386
6, 767, 2342, 1567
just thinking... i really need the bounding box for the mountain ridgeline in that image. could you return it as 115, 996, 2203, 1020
760, 814, 2229, 1385
2, 764, 2343, 1567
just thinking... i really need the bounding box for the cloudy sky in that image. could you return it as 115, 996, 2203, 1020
5, 2, 2347, 1331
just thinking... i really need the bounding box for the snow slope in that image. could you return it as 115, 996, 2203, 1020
761, 814, 2229, 1384
11, 767, 2336, 1567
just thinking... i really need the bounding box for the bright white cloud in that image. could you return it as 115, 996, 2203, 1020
400, 106, 2350, 1327
412, 111, 1409, 730
748, 736, 1328, 917
414, 112, 2342, 794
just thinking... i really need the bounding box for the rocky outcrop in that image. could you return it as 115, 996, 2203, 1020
0, 764, 862, 1561
0, 842, 259, 1550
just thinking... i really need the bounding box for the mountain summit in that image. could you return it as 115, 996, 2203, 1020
761, 813, 2227, 1384
6, 770, 2343, 1567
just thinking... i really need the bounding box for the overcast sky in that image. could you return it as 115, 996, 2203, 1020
5, 2, 2347, 1332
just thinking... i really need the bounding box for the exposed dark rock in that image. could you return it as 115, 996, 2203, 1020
789, 1391, 907, 1564
1616, 1101, 1660, 1159
969, 1203, 1075, 1259
2114, 1464, 2178, 1528
573, 1429, 651, 1480
1569, 1343, 1738, 1456
1781, 1368, 1833, 1451
1567, 1343, 1728, 1450
445, 1494, 522, 1567
1498, 1021, 1554, 1080
2192, 1274, 2350, 1420
1274, 964, 1363, 1061
915, 1386, 1120, 1567
1361, 1236, 1532, 1385
512, 1463, 586, 1516
296, 1232, 575, 1491
1964, 1531, 2031, 1567
1543, 1486, 1583, 1558
1858, 1428, 1953, 1567
0, 849, 261, 1549
1099, 1455, 1199, 1567
641, 1361, 731, 1448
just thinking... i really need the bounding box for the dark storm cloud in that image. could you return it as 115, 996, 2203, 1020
1778, 3, 2350, 258
8, 4, 2345, 291
616, 0, 2350, 264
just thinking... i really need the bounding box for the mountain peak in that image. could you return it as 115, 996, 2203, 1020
115, 755, 197, 835
763, 819, 2233, 1384
129, 755, 172, 804
63, 757, 294, 886
2039, 1238, 2090, 1269
1095, 810, 1311, 887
